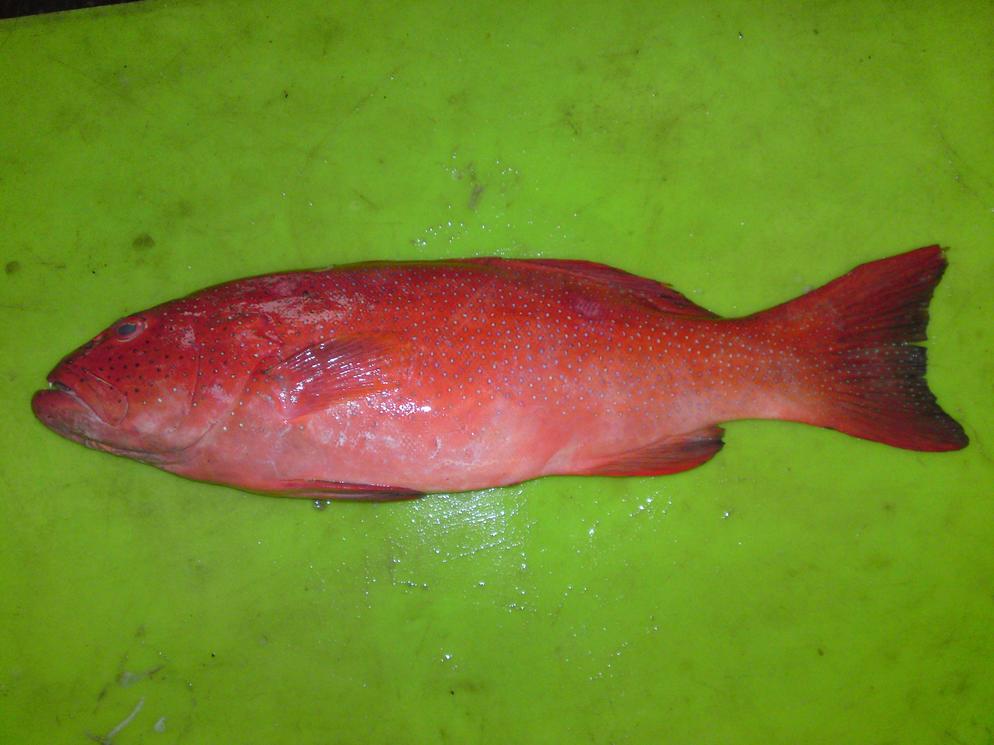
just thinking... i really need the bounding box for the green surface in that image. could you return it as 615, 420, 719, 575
2, 1, 993, 743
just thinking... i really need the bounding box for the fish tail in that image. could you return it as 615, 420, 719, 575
766, 245, 968, 451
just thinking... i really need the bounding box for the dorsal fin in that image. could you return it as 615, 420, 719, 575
515, 258, 719, 319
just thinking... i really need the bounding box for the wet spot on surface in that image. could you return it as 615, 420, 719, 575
5, 260, 20, 274
131, 233, 155, 250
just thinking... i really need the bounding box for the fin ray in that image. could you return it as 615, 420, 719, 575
576, 426, 725, 477
767, 245, 968, 451
468, 257, 718, 318
265, 335, 405, 419
265, 479, 423, 501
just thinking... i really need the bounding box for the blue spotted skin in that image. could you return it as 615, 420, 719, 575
32, 248, 967, 497
157, 259, 787, 492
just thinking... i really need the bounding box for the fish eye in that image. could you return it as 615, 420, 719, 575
114, 318, 144, 342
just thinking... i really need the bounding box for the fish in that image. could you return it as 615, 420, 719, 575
31, 245, 968, 499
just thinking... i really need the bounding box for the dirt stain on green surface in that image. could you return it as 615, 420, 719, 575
451, 161, 486, 210
165, 200, 194, 220
561, 104, 581, 136
131, 233, 156, 250
5, 260, 20, 274
468, 182, 485, 210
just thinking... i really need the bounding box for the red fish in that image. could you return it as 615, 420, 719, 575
32, 246, 967, 499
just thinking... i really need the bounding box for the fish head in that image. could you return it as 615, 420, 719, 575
31, 300, 280, 464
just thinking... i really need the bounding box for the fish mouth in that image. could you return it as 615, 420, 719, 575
32, 375, 170, 464
32, 384, 102, 447
32, 363, 129, 451
45, 364, 128, 426
33, 366, 188, 466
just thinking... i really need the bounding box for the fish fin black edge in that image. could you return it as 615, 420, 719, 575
773, 245, 968, 451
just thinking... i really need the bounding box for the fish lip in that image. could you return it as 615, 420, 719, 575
31, 385, 98, 447
46, 364, 128, 426
42, 379, 92, 413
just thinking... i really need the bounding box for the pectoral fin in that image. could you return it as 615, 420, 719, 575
265, 335, 406, 420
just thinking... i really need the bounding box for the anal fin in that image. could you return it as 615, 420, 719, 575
579, 426, 725, 477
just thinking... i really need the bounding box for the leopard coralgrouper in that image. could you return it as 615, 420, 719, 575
32, 246, 967, 499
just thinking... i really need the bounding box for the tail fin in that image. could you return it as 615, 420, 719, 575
770, 245, 967, 451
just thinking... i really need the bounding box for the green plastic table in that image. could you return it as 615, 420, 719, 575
2, 2, 992, 743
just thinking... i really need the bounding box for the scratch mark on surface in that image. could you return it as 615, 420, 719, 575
46, 55, 137, 107
118, 664, 163, 687
932, 121, 994, 202
88, 697, 144, 745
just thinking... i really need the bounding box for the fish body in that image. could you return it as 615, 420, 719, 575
32, 247, 967, 498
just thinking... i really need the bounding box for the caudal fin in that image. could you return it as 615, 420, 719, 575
772, 245, 967, 451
